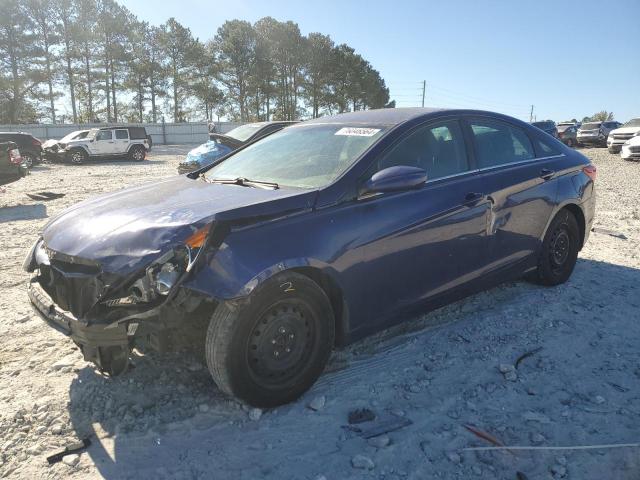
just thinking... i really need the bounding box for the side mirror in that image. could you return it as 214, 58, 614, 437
362, 166, 427, 196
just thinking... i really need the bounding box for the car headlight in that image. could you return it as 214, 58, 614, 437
150, 222, 212, 296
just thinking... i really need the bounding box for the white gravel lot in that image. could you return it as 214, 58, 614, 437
0, 146, 639, 479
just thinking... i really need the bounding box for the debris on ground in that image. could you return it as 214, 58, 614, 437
348, 408, 375, 424
46, 438, 91, 465
26, 191, 65, 201
592, 227, 627, 239
515, 347, 543, 369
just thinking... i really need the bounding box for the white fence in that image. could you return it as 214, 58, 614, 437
0, 121, 244, 145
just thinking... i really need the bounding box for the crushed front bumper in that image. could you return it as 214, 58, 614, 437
28, 278, 130, 369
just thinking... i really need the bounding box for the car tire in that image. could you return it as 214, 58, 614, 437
129, 145, 146, 161
21, 153, 34, 168
205, 272, 335, 407
531, 209, 580, 286
68, 148, 88, 164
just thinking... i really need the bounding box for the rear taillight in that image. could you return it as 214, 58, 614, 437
582, 165, 597, 181
9, 148, 22, 164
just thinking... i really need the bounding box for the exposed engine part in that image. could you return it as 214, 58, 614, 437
155, 262, 179, 295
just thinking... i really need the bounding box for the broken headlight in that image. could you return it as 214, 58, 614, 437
148, 223, 212, 295
103, 223, 212, 307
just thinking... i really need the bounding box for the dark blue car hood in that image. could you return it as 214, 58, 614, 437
42, 176, 316, 273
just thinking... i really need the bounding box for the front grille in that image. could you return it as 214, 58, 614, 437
613, 133, 634, 140
630, 146, 640, 153
39, 256, 104, 319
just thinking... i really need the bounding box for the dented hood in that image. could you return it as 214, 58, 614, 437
42, 175, 316, 273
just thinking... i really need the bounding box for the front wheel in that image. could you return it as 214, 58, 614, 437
68, 148, 88, 164
531, 209, 580, 286
205, 272, 335, 407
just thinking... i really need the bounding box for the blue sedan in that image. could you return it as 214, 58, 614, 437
25, 108, 596, 407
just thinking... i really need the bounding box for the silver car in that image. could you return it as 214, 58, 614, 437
577, 121, 622, 147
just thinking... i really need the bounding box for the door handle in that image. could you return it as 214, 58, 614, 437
464, 192, 484, 204
540, 168, 555, 180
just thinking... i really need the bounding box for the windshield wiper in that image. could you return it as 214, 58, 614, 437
203, 176, 279, 190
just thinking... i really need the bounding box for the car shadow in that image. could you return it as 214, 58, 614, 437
66, 257, 640, 478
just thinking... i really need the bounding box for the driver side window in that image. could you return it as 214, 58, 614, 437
374, 120, 470, 181
96, 130, 112, 141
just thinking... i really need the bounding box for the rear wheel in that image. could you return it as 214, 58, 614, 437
129, 145, 146, 161
531, 209, 580, 286
205, 272, 335, 407
566, 138, 575, 148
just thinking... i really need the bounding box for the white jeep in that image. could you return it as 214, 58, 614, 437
61, 127, 149, 164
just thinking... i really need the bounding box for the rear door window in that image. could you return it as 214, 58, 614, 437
470, 120, 535, 168
375, 120, 470, 181
115, 129, 129, 140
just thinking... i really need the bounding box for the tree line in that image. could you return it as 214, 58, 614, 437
0, 0, 391, 125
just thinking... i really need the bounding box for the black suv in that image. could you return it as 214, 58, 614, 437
531, 120, 558, 138
0, 132, 43, 167
0, 141, 28, 185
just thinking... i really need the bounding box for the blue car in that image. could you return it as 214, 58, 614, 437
177, 121, 296, 174
25, 108, 596, 407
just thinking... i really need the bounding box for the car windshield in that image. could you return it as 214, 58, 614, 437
582, 122, 601, 129
557, 125, 572, 132
60, 131, 87, 143
224, 123, 264, 142
623, 118, 640, 128
204, 124, 386, 189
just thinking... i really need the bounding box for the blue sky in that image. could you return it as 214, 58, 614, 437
123, 0, 640, 122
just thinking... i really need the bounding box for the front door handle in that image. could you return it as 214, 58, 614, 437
540, 168, 555, 180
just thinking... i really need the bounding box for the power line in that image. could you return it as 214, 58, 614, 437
427, 84, 529, 109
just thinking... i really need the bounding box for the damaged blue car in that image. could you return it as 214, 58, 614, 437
177, 121, 296, 174
25, 108, 596, 407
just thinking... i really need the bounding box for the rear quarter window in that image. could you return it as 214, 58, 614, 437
534, 137, 562, 157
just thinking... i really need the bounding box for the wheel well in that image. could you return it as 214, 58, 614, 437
128, 144, 145, 152
291, 267, 348, 346
562, 204, 586, 250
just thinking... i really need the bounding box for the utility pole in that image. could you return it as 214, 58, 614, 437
529, 105, 534, 122
421, 80, 426, 108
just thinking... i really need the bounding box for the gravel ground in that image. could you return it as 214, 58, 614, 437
0, 146, 639, 479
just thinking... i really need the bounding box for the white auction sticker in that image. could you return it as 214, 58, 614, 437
334, 127, 381, 137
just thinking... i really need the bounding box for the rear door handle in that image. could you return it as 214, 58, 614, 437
540, 168, 555, 180
464, 192, 484, 205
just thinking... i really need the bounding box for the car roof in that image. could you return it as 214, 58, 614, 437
301, 108, 445, 127
298, 107, 537, 129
